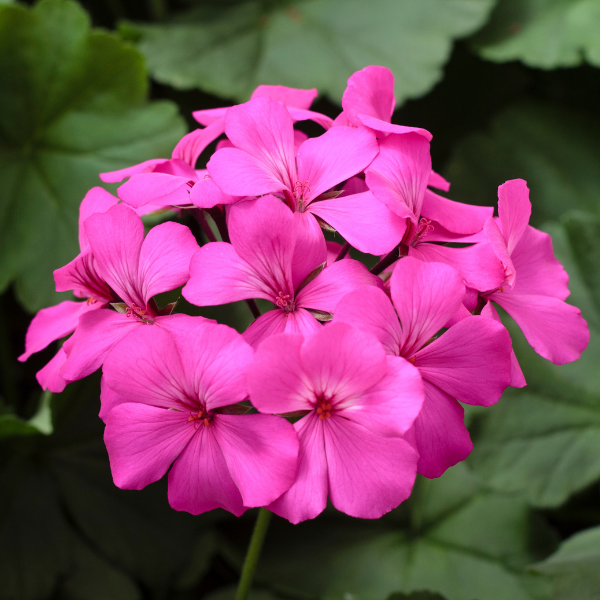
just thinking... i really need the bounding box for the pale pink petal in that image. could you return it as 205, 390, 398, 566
291, 211, 327, 290
78, 187, 119, 249
192, 107, 228, 126
414, 316, 512, 406
421, 189, 492, 235
296, 259, 381, 313
117, 173, 192, 208
498, 179, 531, 254
300, 323, 387, 400
296, 126, 378, 205
390, 257, 465, 357
365, 133, 432, 222
357, 115, 433, 141
105, 403, 195, 490
243, 310, 289, 349
171, 121, 225, 166
511, 226, 570, 299
54, 248, 113, 302
99, 376, 129, 423
251, 85, 317, 109
183, 242, 270, 305
337, 355, 423, 437
491, 292, 589, 364
333, 286, 403, 356
324, 417, 418, 519
342, 65, 395, 126
428, 170, 450, 192
60, 309, 141, 382
283, 308, 323, 337
84, 205, 146, 308
212, 413, 299, 507
168, 426, 245, 516
138, 221, 199, 302
409, 381, 472, 479
268, 413, 328, 524
36, 348, 68, 393
19, 300, 102, 361
484, 217, 515, 288
409, 241, 506, 293
307, 191, 406, 255
102, 324, 189, 410
99, 159, 169, 183
189, 176, 239, 209
248, 332, 314, 413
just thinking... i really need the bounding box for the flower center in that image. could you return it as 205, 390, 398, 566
293, 180, 310, 211
315, 395, 333, 420
125, 304, 153, 324
187, 407, 213, 429
410, 217, 434, 246
275, 291, 295, 313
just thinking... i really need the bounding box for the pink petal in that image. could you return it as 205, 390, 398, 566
296, 259, 382, 314
300, 322, 387, 400
243, 310, 289, 349
307, 191, 406, 255
484, 217, 515, 288
296, 126, 378, 205
342, 65, 395, 126
498, 179, 531, 254
409, 381, 472, 479
99, 158, 169, 183
171, 121, 225, 167
365, 133, 432, 222
287, 107, 333, 130
390, 257, 465, 357
36, 348, 68, 393
19, 300, 102, 361
409, 241, 506, 293
337, 355, 423, 437
138, 221, 199, 302
251, 85, 317, 109
324, 417, 418, 519
192, 107, 228, 126
84, 205, 146, 308
189, 176, 239, 209
212, 413, 299, 507
326, 241, 347, 265
294, 129, 309, 153
341, 176, 369, 196
78, 187, 119, 249
99, 376, 129, 423
168, 425, 245, 516
117, 173, 192, 208
60, 309, 141, 382
414, 316, 512, 406
283, 308, 323, 337
428, 170, 450, 192
491, 291, 589, 364
291, 211, 327, 290
102, 323, 189, 410
104, 403, 195, 490
54, 248, 113, 302
358, 115, 432, 142
421, 189, 492, 235
248, 332, 314, 413
333, 286, 403, 356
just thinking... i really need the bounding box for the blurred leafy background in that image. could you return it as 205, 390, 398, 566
1, 0, 600, 599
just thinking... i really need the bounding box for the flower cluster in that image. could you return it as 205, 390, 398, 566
21, 66, 589, 523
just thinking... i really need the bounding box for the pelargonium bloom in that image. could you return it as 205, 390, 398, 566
101, 318, 298, 516
334, 257, 512, 478
481, 179, 589, 380
248, 323, 423, 523
58, 203, 199, 383
207, 96, 407, 255
183, 195, 381, 347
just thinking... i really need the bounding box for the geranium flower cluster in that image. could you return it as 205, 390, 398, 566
21, 66, 589, 523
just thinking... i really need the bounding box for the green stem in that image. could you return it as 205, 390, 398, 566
235, 508, 272, 600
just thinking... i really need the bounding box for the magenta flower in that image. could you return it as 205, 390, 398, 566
248, 323, 423, 523
58, 203, 199, 383
334, 257, 512, 478
206, 96, 407, 255
482, 179, 589, 375
101, 318, 298, 516
182, 195, 381, 347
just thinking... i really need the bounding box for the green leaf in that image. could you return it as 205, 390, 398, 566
386, 593, 449, 600
532, 526, 600, 600
127, 0, 495, 103
472, 0, 600, 69
0, 390, 53, 438
444, 102, 600, 227
0, 0, 186, 313
259, 465, 552, 600
468, 217, 600, 507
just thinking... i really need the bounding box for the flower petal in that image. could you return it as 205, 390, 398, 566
54, 248, 112, 302
357, 115, 432, 141
99, 158, 169, 183
341, 65, 395, 126
189, 176, 239, 209
421, 189, 492, 235
37, 348, 68, 393
117, 173, 192, 209
251, 85, 317, 109
498, 179, 531, 254
78, 187, 119, 249
243, 310, 289, 349
171, 121, 225, 167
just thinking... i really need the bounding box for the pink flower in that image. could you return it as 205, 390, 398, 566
248, 323, 423, 523
482, 179, 589, 378
18, 187, 119, 392
334, 257, 512, 478
207, 96, 407, 255
101, 318, 298, 516
182, 195, 381, 347
59, 204, 199, 383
